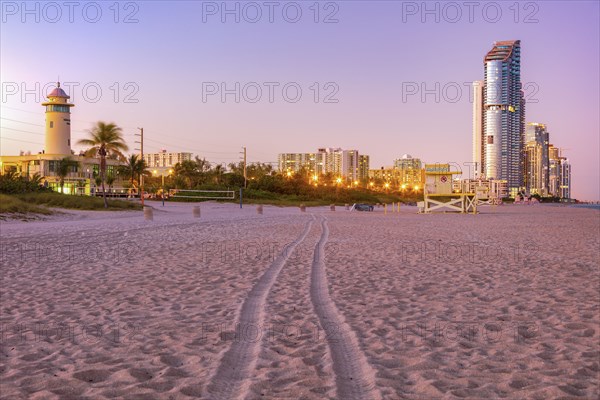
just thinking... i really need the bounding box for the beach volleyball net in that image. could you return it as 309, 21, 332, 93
168, 189, 236, 200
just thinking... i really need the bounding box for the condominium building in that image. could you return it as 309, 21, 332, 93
358, 155, 370, 180
524, 122, 550, 194
144, 150, 192, 168
480, 40, 525, 196
278, 153, 313, 174
560, 158, 571, 200
548, 145, 561, 197
368, 154, 424, 189
524, 141, 545, 196
472, 80, 485, 177
339, 149, 359, 181
278, 148, 369, 180
393, 154, 423, 186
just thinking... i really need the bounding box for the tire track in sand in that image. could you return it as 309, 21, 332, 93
310, 216, 382, 400
205, 216, 315, 399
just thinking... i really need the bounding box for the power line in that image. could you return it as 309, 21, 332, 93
0, 117, 44, 127
0, 116, 95, 136
0, 106, 39, 115
0, 127, 45, 136
1, 109, 274, 162
0, 137, 43, 145
143, 137, 238, 155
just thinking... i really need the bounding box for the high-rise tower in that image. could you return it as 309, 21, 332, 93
482, 40, 525, 196
42, 82, 74, 155
472, 80, 484, 177
524, 122, 550, 194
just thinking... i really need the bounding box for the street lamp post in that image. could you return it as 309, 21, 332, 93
161, 173, 165, 207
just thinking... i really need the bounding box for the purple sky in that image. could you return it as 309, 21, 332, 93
1, 1, 599, 200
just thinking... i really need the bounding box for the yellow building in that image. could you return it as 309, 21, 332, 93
369, 154, 424, 190
0, 82, 125, 194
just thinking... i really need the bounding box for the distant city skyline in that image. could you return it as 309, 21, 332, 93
1, 1, 598, 200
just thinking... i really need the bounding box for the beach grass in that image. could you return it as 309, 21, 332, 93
0, 192, 142, 216
0, 194, 54, 218
164, 188, 417, 207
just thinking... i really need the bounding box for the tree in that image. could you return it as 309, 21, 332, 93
213, 163, 225, 185
119, 154, 149, 189
173, 160, 199, 189
77, 122, 128, 208
29, 173, 44, 187
194, 156, 212, 173
55, 157, 79, 194
106, 174, 115, 191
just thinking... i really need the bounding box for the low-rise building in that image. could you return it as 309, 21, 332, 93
0, 82, 126, 194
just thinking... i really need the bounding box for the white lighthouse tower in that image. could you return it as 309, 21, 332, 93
42, 82, 74, 155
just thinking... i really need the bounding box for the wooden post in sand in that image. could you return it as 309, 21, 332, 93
384, 203, 387, 215
143, 206, 153, 221
256, 205, 263, 215
300, 204, 306, 212
345, 203, 349, 210
192, 205, 201, 218
330, 204, 335, 211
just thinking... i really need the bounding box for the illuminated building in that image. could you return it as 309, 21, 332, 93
278, 148, 370, 180
0, 82, 124, 194
481, 40, 525, 196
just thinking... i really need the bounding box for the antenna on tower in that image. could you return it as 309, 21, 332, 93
57, 76, 60, 87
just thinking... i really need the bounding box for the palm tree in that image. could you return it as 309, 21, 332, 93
194, 156, 211, 173
119, 154, 149, 189
29, 173, 44, 187
213, 163, 225, 185
173, 160, 198, 189
55, 157, 80, 194
106, 174, 115, 191
77, 122, 128, 208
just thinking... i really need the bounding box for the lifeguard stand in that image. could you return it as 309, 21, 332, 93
418, 164, 477, 214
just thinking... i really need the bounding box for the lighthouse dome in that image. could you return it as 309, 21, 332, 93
47, 83, 70, 99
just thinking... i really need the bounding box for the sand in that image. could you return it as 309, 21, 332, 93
0, 202, 598, 399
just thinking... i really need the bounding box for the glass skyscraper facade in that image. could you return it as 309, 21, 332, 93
483, 40, 525, 196
524, 122, 550, 194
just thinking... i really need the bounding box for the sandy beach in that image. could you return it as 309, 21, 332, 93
1, 203, 598, 399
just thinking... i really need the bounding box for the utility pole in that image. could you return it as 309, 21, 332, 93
241, 146, 247, 188
135, 127, 144, 206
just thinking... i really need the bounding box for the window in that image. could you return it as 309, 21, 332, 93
49, 121, 54, 128
46, 105, 69, 113
487, 136, 494, 144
